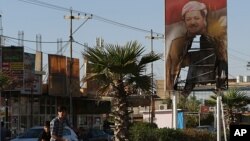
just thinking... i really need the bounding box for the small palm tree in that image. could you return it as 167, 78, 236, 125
222, 88, 249, 124
82, 41, 161, 141
208, 88, 250, 127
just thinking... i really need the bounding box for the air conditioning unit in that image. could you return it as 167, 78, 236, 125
209, 107, 215, 112
159, 104, 167, 110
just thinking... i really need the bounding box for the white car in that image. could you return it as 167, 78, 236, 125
11, 126, 78, 141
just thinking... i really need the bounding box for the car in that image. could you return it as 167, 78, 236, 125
10, 126, 78, 141
103, 129, 114, 141
81, 128, 113, 141
195, 125, 216, 133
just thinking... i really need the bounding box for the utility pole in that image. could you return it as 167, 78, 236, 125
146, 29, 164, 124
150, 29, 154, 124
0, 15, 2, 133
64, 9, 91, 126
145, 29, 155, 123
64, 9, 80, 125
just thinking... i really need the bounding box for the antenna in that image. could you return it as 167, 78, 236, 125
0, 14, 3, 46
18, 31, 24, 46
0, 14, 3, 35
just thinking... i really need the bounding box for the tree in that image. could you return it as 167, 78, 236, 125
178, 95, 201, 112
0, 72, 13, 91
178, 95, 201, 127
222, 88, 250, 125
82, 41, 161, 141
208, 88, 250, 127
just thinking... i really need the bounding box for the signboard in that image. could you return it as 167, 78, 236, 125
21, 53, 42, 95
1, 46, 24, 91
48, 54, 80, 97
165, 0, 228, 96
200, 105, 209, 113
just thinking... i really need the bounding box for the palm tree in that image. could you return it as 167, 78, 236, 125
207, 88, 250, 126
82, 41, 161, 141
222, 88, 249, 124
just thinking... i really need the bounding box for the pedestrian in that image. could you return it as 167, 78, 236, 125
1, 121, 7, 141
38, 121, 51, 141
50, 106, 71, 141
0, 121, 11, 141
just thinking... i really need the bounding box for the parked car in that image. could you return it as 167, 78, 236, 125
10, 126, 78, 141
103, 129, 114, 141
195, 125, 216, 133
81, 128, 113, 141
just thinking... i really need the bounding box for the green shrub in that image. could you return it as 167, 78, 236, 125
183, 128, 216, 141
129, 122, 216, 141
157, 128, 183, 141
129, 122, 158, 141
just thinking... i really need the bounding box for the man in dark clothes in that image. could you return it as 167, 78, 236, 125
38, 121, 51, 141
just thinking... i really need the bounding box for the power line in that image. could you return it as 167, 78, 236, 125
12, 0, 250, 60
229, 47, 250, 58
3, 36, 69, 55
73, 40, 90, 48
2, 35, 69, 43
4, 34, 249, 66
229, 54, 248, 63
3, 34, 249, 69
18, 0, 69, 12
17, 0, 164, 37
2, 34, 93, 56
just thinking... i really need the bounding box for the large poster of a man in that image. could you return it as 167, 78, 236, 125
165, 0, 227, 96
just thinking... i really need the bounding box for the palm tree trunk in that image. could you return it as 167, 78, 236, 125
113, 86, 130, 141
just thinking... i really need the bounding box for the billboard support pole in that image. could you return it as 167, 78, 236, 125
217, 89, 221, 141
220, 99, 227, 141
172, 90, 177, 129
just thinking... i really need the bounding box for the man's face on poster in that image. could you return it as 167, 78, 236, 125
184, 10, 206, 35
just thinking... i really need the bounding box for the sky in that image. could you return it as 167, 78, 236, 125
0, 0, 250, 82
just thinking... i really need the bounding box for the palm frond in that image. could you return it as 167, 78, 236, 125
81, 40, 161, 96
139, 52, 162, 66
131, 75, 152, 91
223, 88, 249, 108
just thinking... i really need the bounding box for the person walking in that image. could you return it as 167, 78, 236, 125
0, 121, 11, 141
50, 106, 71, 141
1, 121, 7, 141
38, 121, 51, 141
